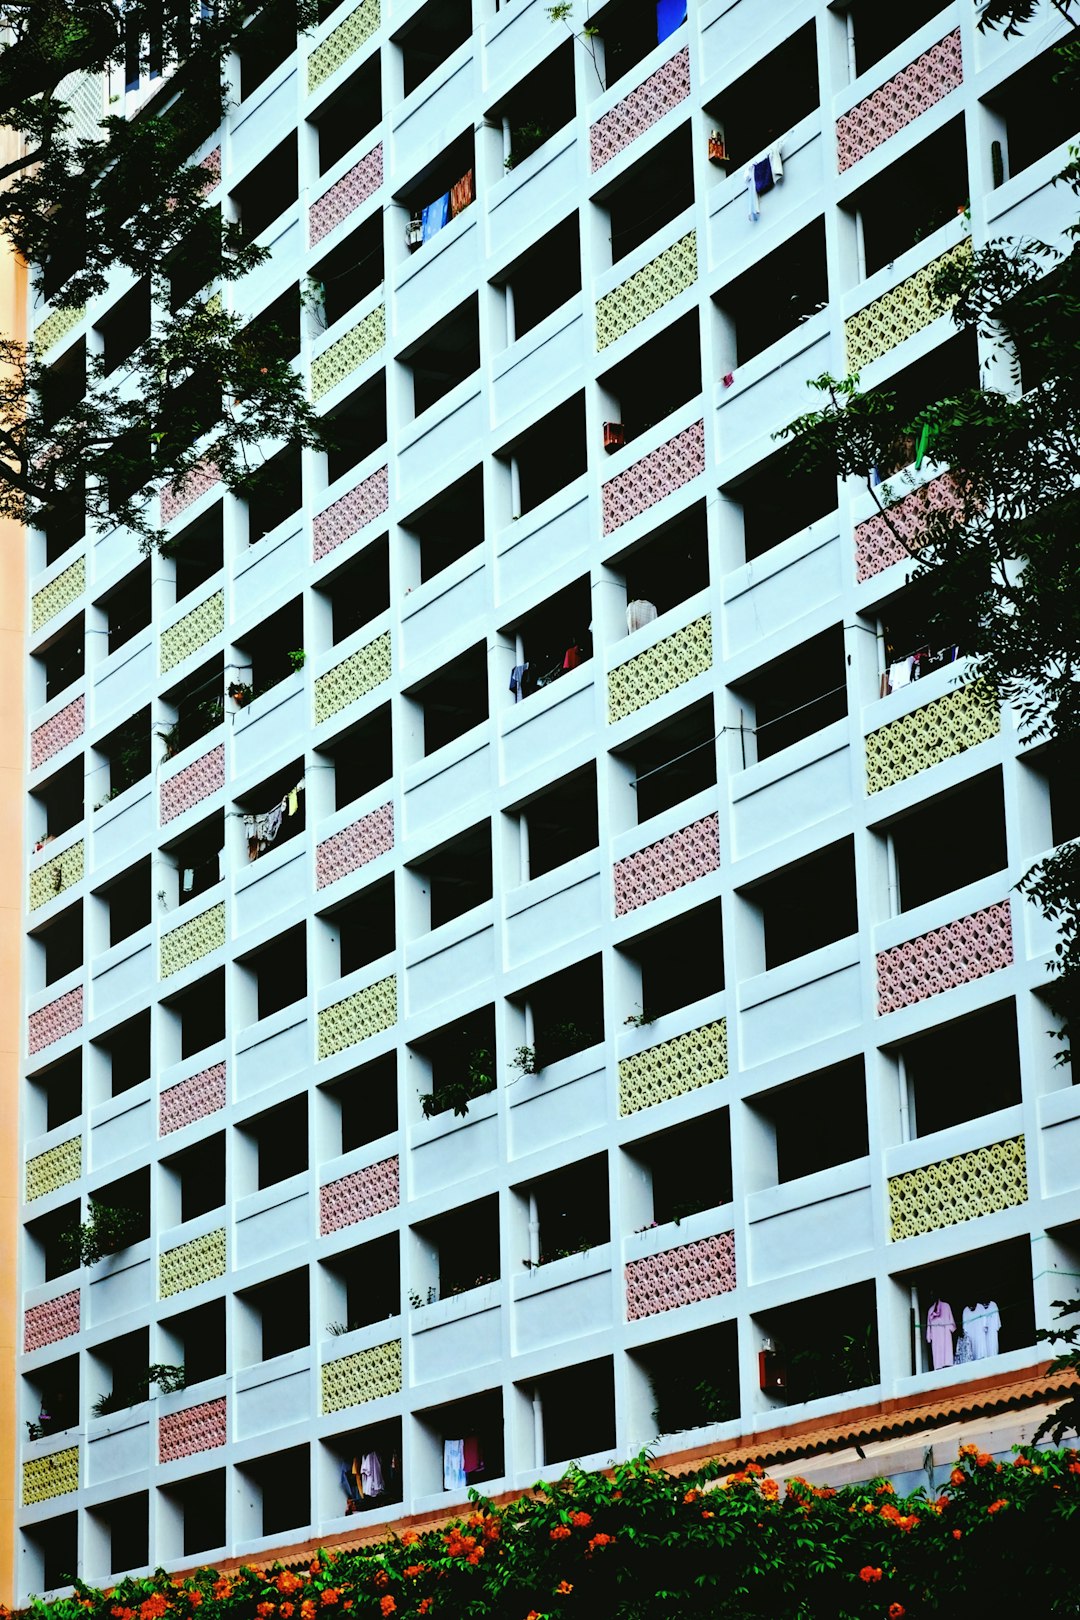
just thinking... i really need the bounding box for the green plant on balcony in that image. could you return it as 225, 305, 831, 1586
90, 1364, 186, 1417
60, 1200, 141, 1268
504, 121, 551, 169
287, 647, 307, 672
420, 1047, 496, 1119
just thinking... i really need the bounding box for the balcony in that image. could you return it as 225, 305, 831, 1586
234, 1177, 309, 1271
410, 1086, 499, 1201
595, 222, 697, 354
507, 1040, 607, 1161
488, 125, 578, 266
747, 1158, 873, 1284
410, 1281, 501, 1385
739, 934, 862, 1069
505, 849, 602, 972
885, 1123, 1027, 1243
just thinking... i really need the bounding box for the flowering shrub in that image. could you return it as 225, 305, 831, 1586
13, 1445, 1080, 1619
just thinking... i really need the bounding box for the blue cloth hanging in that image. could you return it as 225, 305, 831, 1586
421, 192, 450, 241
656, 0, 687, 43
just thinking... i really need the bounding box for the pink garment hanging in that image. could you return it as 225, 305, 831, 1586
926, 1298, 955, 1370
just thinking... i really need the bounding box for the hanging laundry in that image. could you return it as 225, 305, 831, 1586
450, 169, 474, 218
963, 1301, 1001, 1360
656, 0, 687, 43
744, 166, 760, 222
340, 1460, 361, 1508
509, 663, 529, 702
753, 157, 774, 196
626, 599, 658, 634
181, 867, 194, 895
443, 1437, 466, 1490
421, 192, 450, 241
563, 643, 584, 671
361, 1451, 384, 1496
287, 788, 299, 818
462, 1434, 484, 1477
926, 1299, 955, 1370
888, 657, 914, 691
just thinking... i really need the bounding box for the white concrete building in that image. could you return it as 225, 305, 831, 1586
16, 0, 1080, 1598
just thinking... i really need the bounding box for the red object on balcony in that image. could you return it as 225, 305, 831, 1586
758, 1349, 787, 1391
603, 421, 625, 452
708, 133, 728, 164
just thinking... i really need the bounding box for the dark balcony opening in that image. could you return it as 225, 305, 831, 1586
759, 1280, 879, 1405
851, 0, 955, 79
97, 277, 151, 376
161, 1298, 226, 1389
29, 1050, 81, 1132
95, 1491, 148, 1578
413, 1005, 496, 1120
41, 215, 86, 304
612, 500, 709, 625
108, 426, 152, 511
493, 40, 576, 171
39, 341, 86, 430
599, 310, 701, 444
28, 1199, 80, 1284
730, 449, 837, 563
593, 0, 685, 92
505, 391, 587, 516
405, 464, 482, 584
705, 21, 818, 169
422, 1388, 504, 1489
26, 1512, 77, 1594
167, 209, 222, 313
989, 42, 1080, 182
323, 703, 393, 809
161, 659, 223, 760
39, 618, 84, 703
164, 810, 225, 903
317, 535, 389, 646
243, 1443, 310, 1537
627, 1108, 732, 1224
102, 857, 151, 946
396, 0, 470, 97
535, 1356, 614, 1467
90, 1167, 151, 1250
907, 1235, 1035, 1375
622, 899, 724, 1021
243, 441, 303, 543
325, 876, 395, 978
232, 134, 299, 242
716, 218, 829, 365
852, 118, 967, 278
519, 764, 598, 881
42, 483, 86, 565
328, 1053, 398, 1153
736, 623, 847, 763
243, 1269, 310, 1363
171, 967, 226, 1061
165, 1131, 226, 1223
635, 1321, 740, 1435
238, 760, 306, 865
237, 597, 304, 701
33, 757, 83, 840
26, 1353, 79, 1439
868, 331, 980, 481
313, 52, 382, 175
878, 574, 965, 693
620, 698, 716, 824
411, 821, 492, 931
419, 1194, 500, 1299
245, 923, 307, 1022
401, 130, 476, 249
98, 708, 151, 802
751, 1058, 868, 1185
889, 768, 1007, 913
1031, 738, 1080, 849
507, 574, 592, 700
753, 837, 858, 971
501, 213, 581, 341
405, 295, 480, 418
311, 211, 384, 329
328, 1417, 402, 1515
244, 286, 301, 370
158, 357, 223, 465
102, 561, 152, 653
899, 998, 1021, 1138
242, 1094, 308, 1189
525, 956, 604, 1070
38, 902, 82, 987
325, 373, 387, 484
415, 641, 488, 756
96, 1011, 150, 1098
324, 1233, 400, 1334
605, 123, 693, 264
237, 0, 297, 99
163, 504, 223, 605
171, 1470, 226, 1558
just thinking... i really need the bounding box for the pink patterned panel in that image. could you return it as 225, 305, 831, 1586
31, 696, 85, 770
316, 802, 394, 890
614, 813, 719, 916
855, 472, 963, 583
625, 1231, 736, 1322
602, 420, 705, 536
28, 986, 83, 1056
837, 30, 963, 173
160, 459, 221, 526
160, 1062, 227, 1136
590, 47, 690, 172
160, 743, 225, 825
320, 1156, 399, 1235
876, 900, 1013, 1016
24, 1290, 80, 1353
310, 144, 383, 247
158, 1396, 227, 1463
313, 465, 389, 562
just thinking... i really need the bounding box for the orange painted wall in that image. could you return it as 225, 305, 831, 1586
0, 123, 27, 1607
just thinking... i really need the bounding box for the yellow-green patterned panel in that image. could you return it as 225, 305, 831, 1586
314, 631, 391, 725
29, 841, 84, 911
845, 238, 972, 372
608, 615, 712, 723
865, 682, 999, 794
308, 0, 380, 92
32, 558, 85, 633
26, 1137, 82, 1202
596, 231, 697, 351
160, 901, 226, 979
321, 1339, 401, 1414
23, 1447, 79, 1505
311, 305, 385, 402
318, 974, 396, 1060
35, 305, 86, 357
159, 589, 225, 675
888, 1135, 1027, 1241
618, 1020, 727, 1117
159, 1228, 226, 1298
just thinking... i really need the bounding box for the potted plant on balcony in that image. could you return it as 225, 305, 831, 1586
228, 680, 253, 707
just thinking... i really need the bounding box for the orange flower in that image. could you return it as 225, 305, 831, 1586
683, 1490, 701, 1504
976, 1452, 992, 1469
257, 1606, 276, 1617
555, 1581, 573, 1595
140, 1597, 169, 1620
888, 1607, 906, 1619
276, 1575, 302, 1596
569, 1510, 591, 1527
760, 1479, 778, 1500
858, 1567, 883, 1584
403, 1567, 424, 1580
952, 1529, 962, 1539
280, 1605, 294, 1617
300, 1601, 316, 1620
875, 1482, 895, 1495
380, 1601, 396, 1619
1068, 1462, 1080, 1475
701, 1511, 714, 1520
320, 1595, 340, 1608
418, 1605, 432, 1617
212, 1582, 233, 1603
987, 1499, 1007, 1515
950, 1469, 965, 1486
309, 1564, 321, 1578
401, 1531, 420, 1547
549, 1525, 571, 1541
525, 1613, 541, 1620
587, 1532, 614, 1553
373, 1572, 390, 1590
